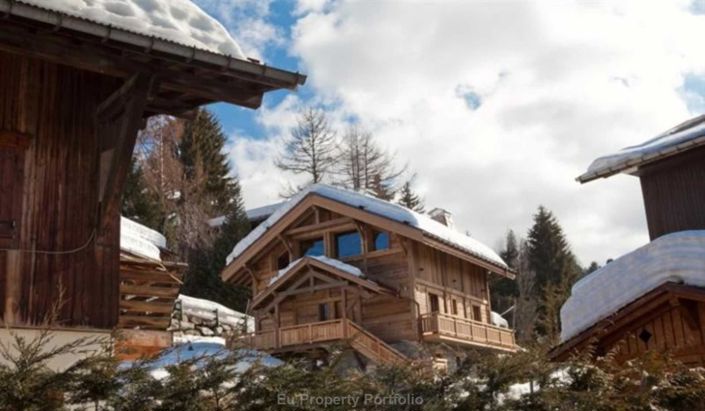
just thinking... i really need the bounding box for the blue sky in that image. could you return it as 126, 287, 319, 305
194, 0, 705, 266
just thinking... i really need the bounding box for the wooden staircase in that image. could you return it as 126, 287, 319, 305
345, 320, 408, 366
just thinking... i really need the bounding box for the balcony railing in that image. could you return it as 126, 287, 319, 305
241, 319, 346, 351
420, 312, 516, 350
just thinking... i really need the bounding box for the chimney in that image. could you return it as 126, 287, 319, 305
428, 208, 455, 229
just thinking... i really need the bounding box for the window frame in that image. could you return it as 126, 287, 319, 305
334, 230, 363, 259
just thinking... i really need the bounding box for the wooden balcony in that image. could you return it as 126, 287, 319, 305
240, 319, 407, 365
420, 312, 516, 352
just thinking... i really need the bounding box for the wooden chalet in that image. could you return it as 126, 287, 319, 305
0, 0, 304, 353
222, 184, 517, 367
552, 115, 705, 366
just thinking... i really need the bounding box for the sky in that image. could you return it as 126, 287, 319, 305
193, 0, 705, 267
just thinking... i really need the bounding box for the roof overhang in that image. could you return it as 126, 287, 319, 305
550, 282, 705, 361
223, 193, 514, 286
0, 0, 306, 116
251, 256, 395, 311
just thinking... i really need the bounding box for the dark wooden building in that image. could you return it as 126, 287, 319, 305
554, 116, 705, 365
0, 0, 304, 334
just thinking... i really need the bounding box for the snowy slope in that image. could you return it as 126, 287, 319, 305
560, 230, 705, 342
20, 0, 246, 59
580, 115, 705, 181
120, 216, 166, 261
226, 184, 507, 271
268, 256, 364, 287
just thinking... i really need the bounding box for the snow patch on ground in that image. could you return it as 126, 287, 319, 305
21, 0, 246, 59
584, 115, 705, 179
560, 230, 705, 342
226, 184, 507, 271
120, 216, 165, 261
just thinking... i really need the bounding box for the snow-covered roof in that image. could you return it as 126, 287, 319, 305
177, 294, 253, 331
18, 0, 246, 59
226, 184, 507, 272
578, 114, 705, 183
560, 230, 705, 342
268, 256, 363, 287
207, 202, 285, 228
120, 217, 166, 261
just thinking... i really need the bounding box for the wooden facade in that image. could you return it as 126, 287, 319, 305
224, 192, 516, 365
637, 145, 705, 240
0, 4, 303, 332
552, 284, 705, 366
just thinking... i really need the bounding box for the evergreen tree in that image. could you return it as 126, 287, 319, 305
182, 178, 251, 311
276, 108, 338, 194
526, 206, 581, 341
179, 109, 239, 216
121, 157, 163, 230
490, 230, 521, 324
397, 179, 425, 212
584, 261, 600, 276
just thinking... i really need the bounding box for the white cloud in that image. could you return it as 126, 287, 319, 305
230, 0, 705, 266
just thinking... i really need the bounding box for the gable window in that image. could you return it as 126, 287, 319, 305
301, 237, 324, 257
429, 293, 440, 313
372, 231, 390, 251
335, 231, 362, 258
318, 303, 335, 321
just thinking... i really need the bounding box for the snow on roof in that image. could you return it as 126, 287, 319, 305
578, 114, 705, 183
491, 311, 509, 329
226, 184, 507, 271
120, 216, 166, 261
177, 294, 253, 331
19, 0, 246, 59
268, 255, 364, 287
560, 230, 705, 342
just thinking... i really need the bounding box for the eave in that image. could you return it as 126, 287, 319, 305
0, 0, 306, 116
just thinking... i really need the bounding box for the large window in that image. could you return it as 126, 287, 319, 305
335, 231, 362, 258
429, 293, 440, 313
372, 231, 390, 251
472, 305, 482, 322
301, 238, 324, 257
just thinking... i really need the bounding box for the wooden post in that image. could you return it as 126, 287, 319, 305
4, 250, 21, 324
275, 303, 280, 349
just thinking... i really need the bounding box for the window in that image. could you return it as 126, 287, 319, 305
335, 231, 361, 258
472, 305, 482, 322
301, 238, 324, 257
277, 252, 290, 270
372, 231, 390, 251
429, 293, 440, 313
450, 299, 458, 316
318, 303, 330, 321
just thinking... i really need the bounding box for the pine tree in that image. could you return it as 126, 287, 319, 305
526, 206, 581, 341
584, 261, 600, 276
490, 230, 521, 324
121, 157, 163, 230
397, 179, 425, 212
179, 109, 239, 216
276, 108, 338, 194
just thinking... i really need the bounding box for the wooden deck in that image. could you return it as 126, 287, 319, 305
420, 312, 516, 351
242, 318, 407, 365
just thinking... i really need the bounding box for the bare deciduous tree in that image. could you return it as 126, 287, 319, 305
276, 108, 338, 195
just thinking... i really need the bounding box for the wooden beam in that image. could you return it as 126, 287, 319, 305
99, 73, 154, 232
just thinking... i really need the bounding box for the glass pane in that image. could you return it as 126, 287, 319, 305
302, 238, 324, 256
373, 231, 390, 251
335, 231, 361, 258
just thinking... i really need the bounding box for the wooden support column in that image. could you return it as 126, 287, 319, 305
275, 302, 281, 349
97, 73, 155, 232
4, 250, 21, 324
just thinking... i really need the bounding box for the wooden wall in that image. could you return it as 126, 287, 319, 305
0, 51, 121, 328
639, 145, 705, 240
413, 243, 491, 323
610, 301, 705, 366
